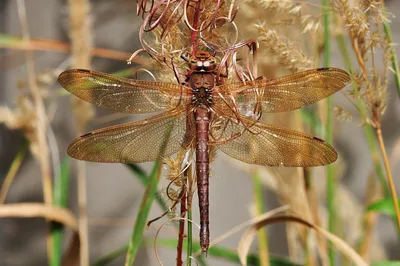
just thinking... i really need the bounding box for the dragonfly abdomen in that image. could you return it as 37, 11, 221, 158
194, 107, 211, 253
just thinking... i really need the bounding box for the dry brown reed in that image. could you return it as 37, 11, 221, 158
67, 0, 93, 265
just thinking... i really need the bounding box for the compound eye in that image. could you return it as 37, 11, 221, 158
203, 61, 210, 67
197, 61, 203, 67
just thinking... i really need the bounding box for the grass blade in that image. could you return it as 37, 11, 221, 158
92, 244, 128, 266
372, 262, 400, 266
0, 141, 28, 204
367, 198, 400, 218
125, 163, 168, 215
383, 22, 400, 98
51, 158, 71, 266
157, 238, 301, 266
252, 172, 269, 266
321, 0, 336, 264
124, 161, 161, 266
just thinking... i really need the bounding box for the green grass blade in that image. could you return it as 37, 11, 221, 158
321, 0, 336, 265
92, 244, 128, 266
252, 172, 269, 266
125, 163, 148, 183
372, 262, 400, 266
51, 158, 71, 266
367, 198, 400, 218
125, 163, 168, 215
124, 161, 161, 266
383, 22, 400, 98
156, 239, 302, 266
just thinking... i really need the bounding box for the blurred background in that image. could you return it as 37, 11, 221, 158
0, 0, 399, 265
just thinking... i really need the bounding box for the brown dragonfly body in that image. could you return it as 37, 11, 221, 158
58, 51, 350, 253
186, 52, 218, 251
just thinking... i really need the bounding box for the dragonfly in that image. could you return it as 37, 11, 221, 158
58, 51, 350, 253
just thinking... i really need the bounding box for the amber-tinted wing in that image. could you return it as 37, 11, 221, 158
58, 69, 190, 114
213, 68, 350, 114
211, 115, 337, 167
68, 107, 194, 163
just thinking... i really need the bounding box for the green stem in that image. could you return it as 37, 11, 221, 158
321, 1, 335, 265
51, 158, 71, 266
383, 22, 400, 98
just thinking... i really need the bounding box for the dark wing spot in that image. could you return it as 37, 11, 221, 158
81, 132, 93, 138
313, 136, 326, 143
76, 69, 91, 73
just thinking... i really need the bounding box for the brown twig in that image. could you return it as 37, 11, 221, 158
376, 125, 400, 230
16, 0, 54, 261
67, 0, 93, 265
0, 35, 149, 64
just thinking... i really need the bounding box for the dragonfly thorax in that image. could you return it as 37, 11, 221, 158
189, 72, 214, 107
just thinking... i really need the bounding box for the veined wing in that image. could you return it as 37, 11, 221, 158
213, 68, 350, 113
210, 114, 337, 167
68, 107, 194, 163
58, 69, 191, 114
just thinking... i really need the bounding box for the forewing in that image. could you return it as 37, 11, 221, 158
212, 116, 337, 167
68, 108, 194, 163
214, 68, 350, 114
58, 69, 190, 114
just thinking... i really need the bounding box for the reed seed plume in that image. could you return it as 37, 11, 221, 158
255, 23, 314, 72
0, 96, 39, 157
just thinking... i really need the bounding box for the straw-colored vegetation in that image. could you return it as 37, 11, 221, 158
0, 0, 399, 265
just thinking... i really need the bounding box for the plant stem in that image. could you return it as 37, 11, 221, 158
67, 0, 93, 265
0, 141, 28, 204
253, 172, 269, 266
383, 22, 400, 97
376, 127, 400, 230
177, 185, 187, 266
321, 0, 336, 265
336, 32, 390, 196
16, 0, 54, 262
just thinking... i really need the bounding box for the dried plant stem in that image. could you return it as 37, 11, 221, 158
376, 127, 400, 229
16, 0, 54, 261
321, 1, 336, 265
16, 0, 53, 205
0, 34, 147, 63
252, 172, 270, 266
359, 175, 379, 260
336, 34, 390, 197
303, 168, 329, 266
0, 141, 28, 204
177, 185, 187, 266
383, 22, 400, 97
68, 0, 93, 265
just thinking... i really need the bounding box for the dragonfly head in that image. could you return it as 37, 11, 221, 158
187, 51, 217, 72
